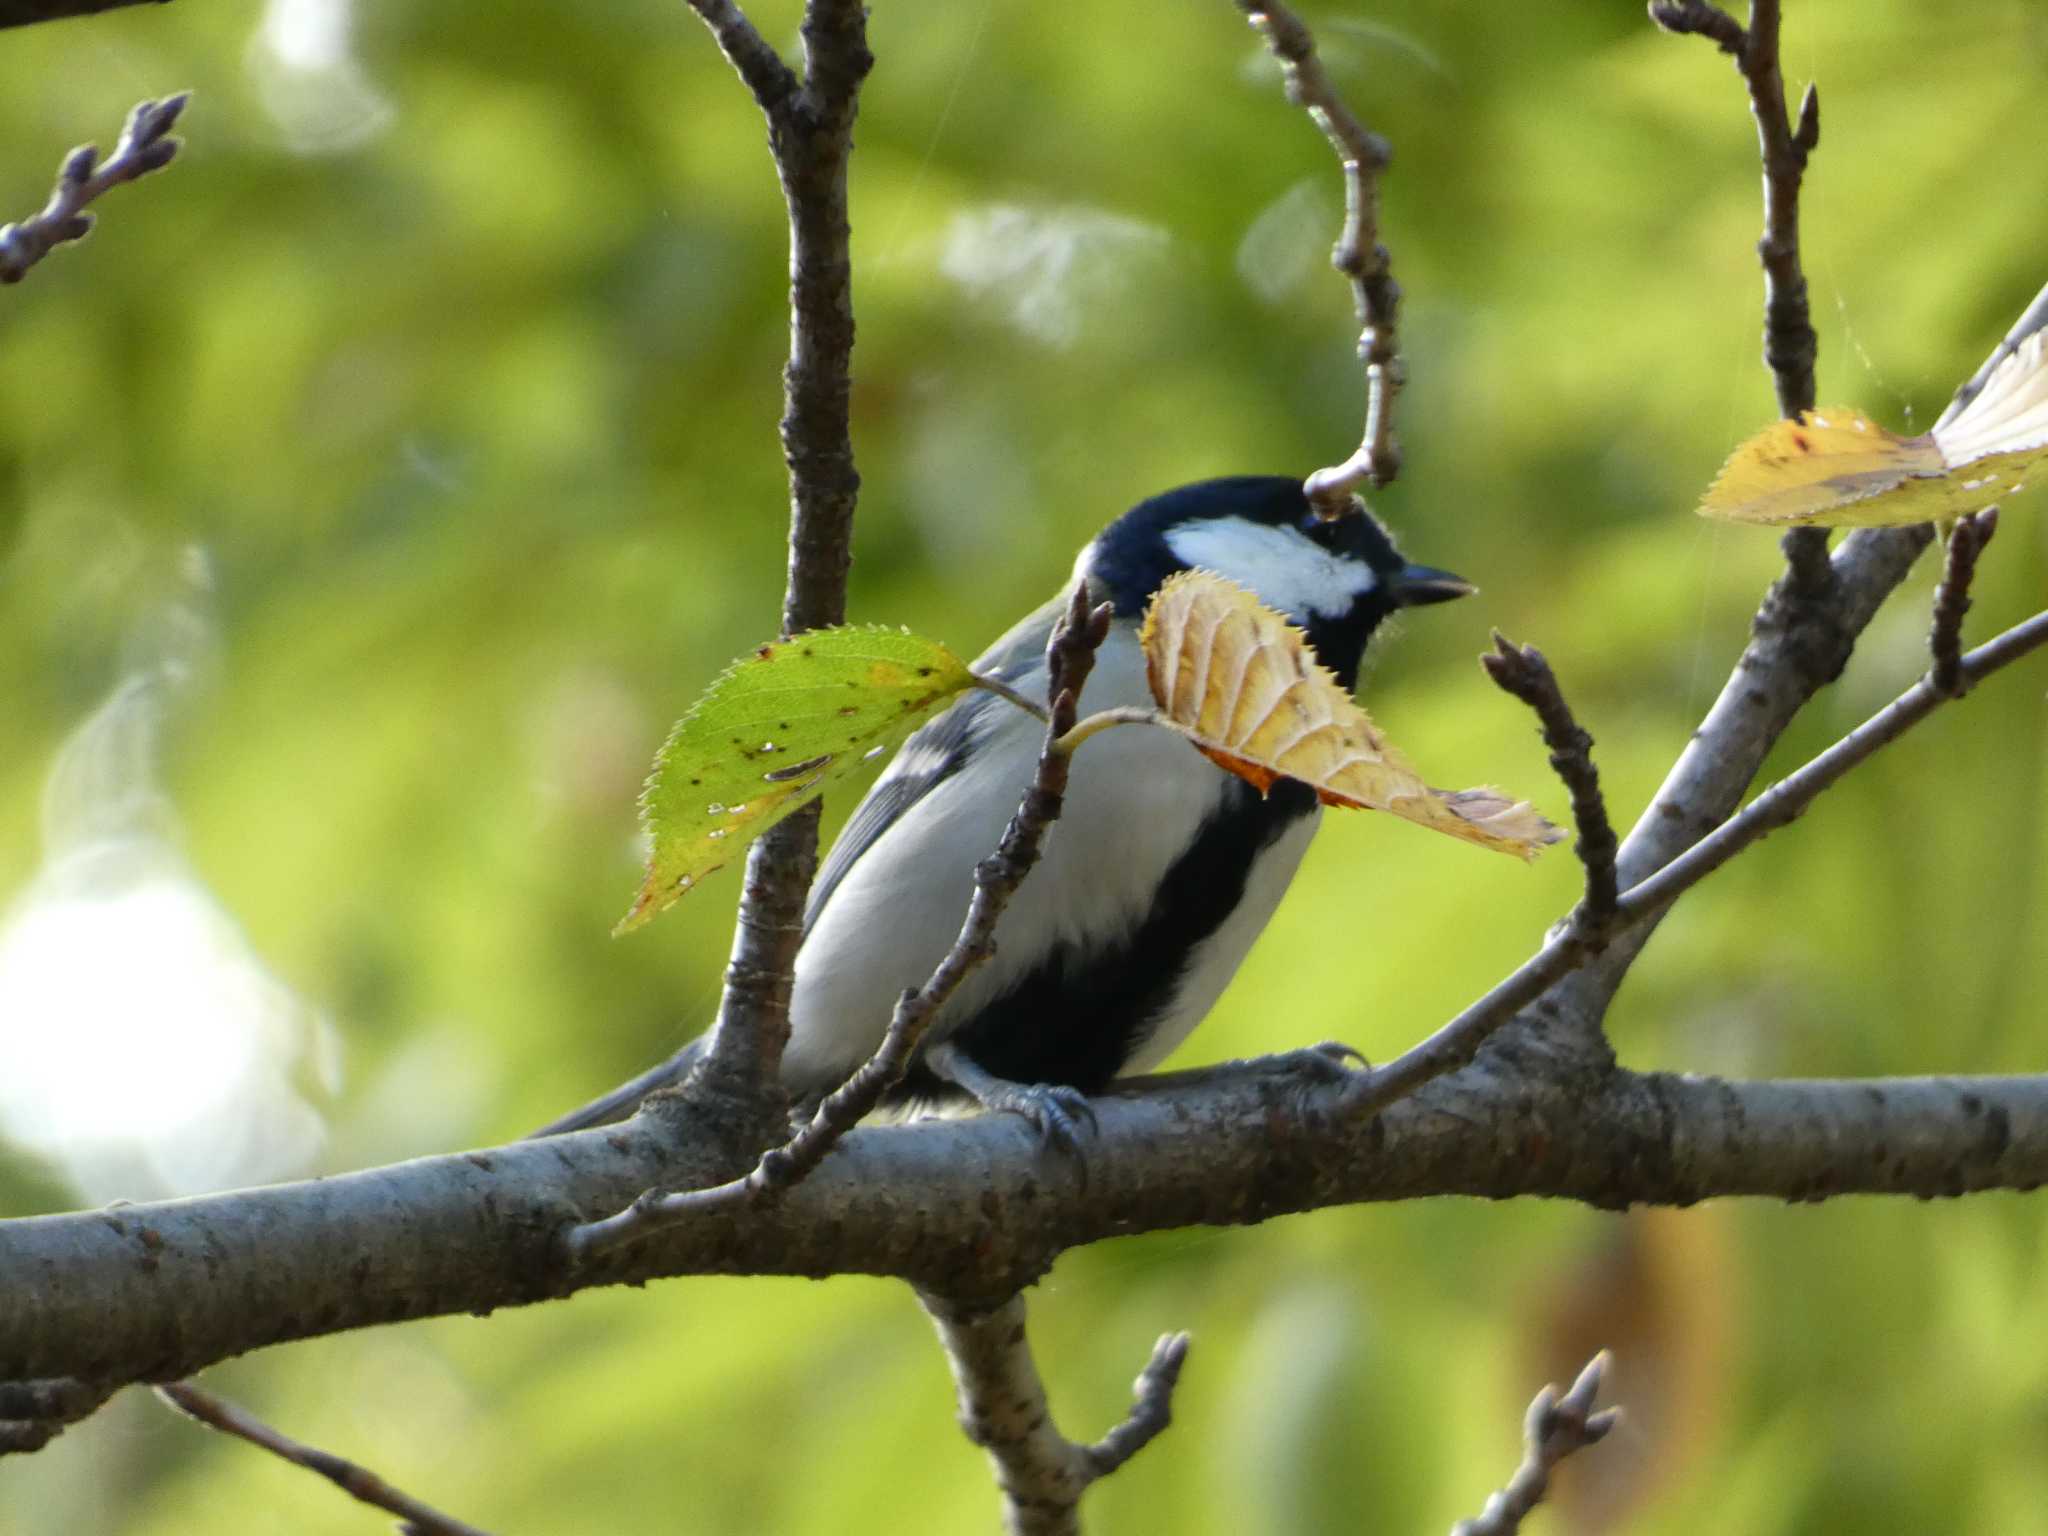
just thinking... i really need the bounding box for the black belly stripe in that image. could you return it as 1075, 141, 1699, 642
894, 776, 1319, 1099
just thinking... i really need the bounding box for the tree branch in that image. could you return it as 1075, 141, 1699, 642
561, 587, 1111, 1259
0, 94, 186, 284
1481, 635, 1618, 925
1535, 523, 1932, 1057
0, 1375, 114, 1455
1612, 606, 2048, 919
923, 1292, 1187, 1536
1234, 0, 1401, 511
0, 0, 167, 33
1650, 0, 1828, 592
682, 0, 798, 118
1450, 1353, 1620, 1536
156, 1381, 498, 1536
5, 609, 2041, 1389
1928, 509, 1996, 696
1355, 600, 2045, 1115
678, 0, 872, 1109
10, 1058, 2048, 1388
115, 2, 864, 1485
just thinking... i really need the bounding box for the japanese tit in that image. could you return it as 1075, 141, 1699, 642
541, 475, 1469, 1139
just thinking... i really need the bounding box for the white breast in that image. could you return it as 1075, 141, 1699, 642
782, 624, 1318, 1091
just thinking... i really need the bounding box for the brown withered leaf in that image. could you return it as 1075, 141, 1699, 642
1139, 569, 1561, 860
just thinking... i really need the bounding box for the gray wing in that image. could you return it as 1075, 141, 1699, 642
803, 594, 1062, 929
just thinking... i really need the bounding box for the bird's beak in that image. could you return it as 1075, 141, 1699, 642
1391, 563, 1476, 607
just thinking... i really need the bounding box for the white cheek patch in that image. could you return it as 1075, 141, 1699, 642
1163, 518, 1378, 620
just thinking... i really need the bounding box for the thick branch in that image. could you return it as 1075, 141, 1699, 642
5, 611, 2042, 1387
923, 1293, 1187, 1536
1235, 0, 1401, 509
0, 94, 186, 284
8, 1060, 2048, 1388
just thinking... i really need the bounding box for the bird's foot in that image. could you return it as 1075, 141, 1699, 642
924, 1042, 1098, 1158
1252, 1039, 1370, 1085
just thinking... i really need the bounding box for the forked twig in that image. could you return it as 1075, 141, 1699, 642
1650, 0, 1829, 592
1357, 605, 2048, 1116
1450, 1352, 1620, 1536
0, 95, 187, 284
923, 1291, 1189, 1536
1649, 0, 1818, 419
1235, 0, 1401, 513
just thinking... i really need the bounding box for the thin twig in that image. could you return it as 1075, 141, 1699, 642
0, 94, 187, 284
1449, 1352, 1620, 1536
682, 0, 798, 116
561, 585, 1114, 1261
1650, 0, 1818, 420
1357, 605, 2048, 1114
1651, 0, 1829, 593
1646, 0, 1744, 51
1235, 0, 1401, 511
155, 1381, 499, 1536
1928, 509, 1997, 695
922, 1291, 1189, 1536
1616, 606, 2048, 914
1481, 635, 1617, 925
1082, 1333, 1189, 1477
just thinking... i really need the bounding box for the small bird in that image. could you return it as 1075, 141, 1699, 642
539, 476, 1470, 1139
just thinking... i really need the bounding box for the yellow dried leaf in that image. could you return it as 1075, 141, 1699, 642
1139, 570, 1561, 860
1700, 321, 2048, 526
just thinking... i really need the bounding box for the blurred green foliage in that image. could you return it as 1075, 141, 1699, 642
2, 0, 2046, 1531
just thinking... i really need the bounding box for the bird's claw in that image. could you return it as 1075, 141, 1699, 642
992, 1081, 1097, 1158
1274, 1040, 1370, 1084
923, 1042, 1098, 1159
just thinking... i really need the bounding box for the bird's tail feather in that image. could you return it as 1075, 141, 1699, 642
528, 1035, 708, 1138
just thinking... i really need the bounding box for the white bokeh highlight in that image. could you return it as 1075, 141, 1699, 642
0, 673, 333, 1202
248, 0, 394, 154
938, 203, 1169, 348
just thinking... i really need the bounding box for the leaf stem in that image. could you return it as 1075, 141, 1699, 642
1052, 706, 1171, 756
970, 672, 1053, 722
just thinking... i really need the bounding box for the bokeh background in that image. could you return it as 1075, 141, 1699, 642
3, 0, 2046, 1530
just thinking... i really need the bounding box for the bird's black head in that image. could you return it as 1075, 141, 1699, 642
1083, 475, 1471, 689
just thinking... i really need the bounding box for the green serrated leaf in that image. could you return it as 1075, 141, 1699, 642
618, 626, 976, 933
